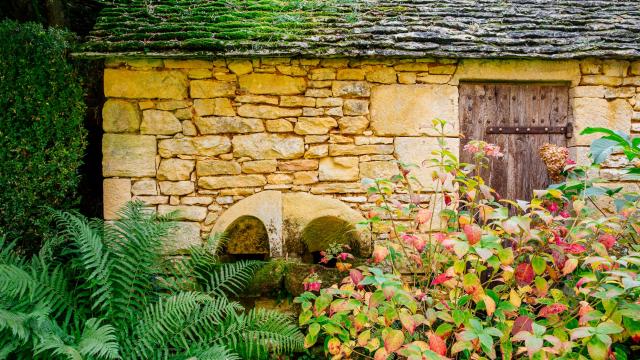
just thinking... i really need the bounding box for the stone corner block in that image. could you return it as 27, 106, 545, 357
103, 134, 157, 177
104, 69, 187, 99
103, 178, 132, 220
102, 99, 141, 133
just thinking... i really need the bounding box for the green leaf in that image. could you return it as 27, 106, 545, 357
596, 321, 624, 335
304, 332, 318, 348
309, 323, 320, 337
531, 256, 546, 275
299, 310, 312, 325
525, 336, 543, 356
571, 326, 595, 340
436, 323, 454, 337
315, 294, 332, 314
500, 338, 513, 360
587, 336, 609, 360
589, 138, 620, 164
452, 309, 468, 326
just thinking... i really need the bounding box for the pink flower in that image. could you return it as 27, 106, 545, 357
338, 252, 349, 261
463, 143, 480, 154
547, 202, 559, 213
559, 210, 571, 218
305, 282, 321, 292
598, 234, 617, 249
401, 234, 419, 246
484, 143, 504, 158
566, 159, 576, 165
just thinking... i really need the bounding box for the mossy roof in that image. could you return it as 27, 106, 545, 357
80, 0, 640, 59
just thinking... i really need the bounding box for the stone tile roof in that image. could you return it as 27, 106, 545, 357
81, 0, 640, 58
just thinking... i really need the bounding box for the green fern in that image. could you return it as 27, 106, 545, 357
0, 201, 304, 359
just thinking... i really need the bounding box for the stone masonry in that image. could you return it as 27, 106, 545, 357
102, 57, 640, 252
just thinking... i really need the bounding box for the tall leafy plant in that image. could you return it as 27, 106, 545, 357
0, 202, 304, 359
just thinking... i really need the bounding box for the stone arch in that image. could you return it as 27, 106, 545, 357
212, 191, 283, 257
300, 216, 361, 264
211, 191, 371, 259
223, 215, 270, 260
282, 192, 370, 257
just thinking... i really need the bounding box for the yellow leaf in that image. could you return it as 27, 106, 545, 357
483, 295, 496, 316
509, 289, 521, 307
548, 189, 563, 199
562, 258, 579, 275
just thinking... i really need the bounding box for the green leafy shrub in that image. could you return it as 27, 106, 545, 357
0, 20, 87, 253
295, 120, 640, 359
0, 202, 304, 359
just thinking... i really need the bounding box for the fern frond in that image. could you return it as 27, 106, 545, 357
0, 263, 35, 300
0, 308, 32, 341
103, 201, 175, 326
34, 334, 83, 360
76, 318, 119, 359
170, 233, 229, 285
175, 344, 241, 360
53, 210, 112, 312
205, 232, 228, 258
210, 308, 304, 359
202, 261, 264, 297
178, 296, 242, 346
0, 237, 23, 267
125, 292, 213, 357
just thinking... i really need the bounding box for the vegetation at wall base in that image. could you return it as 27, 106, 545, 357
295, 121, 640, 360
0, 20, 87, 254
0, 201, 304, 359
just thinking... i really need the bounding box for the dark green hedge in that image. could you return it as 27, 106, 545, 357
0, 20, 86, 253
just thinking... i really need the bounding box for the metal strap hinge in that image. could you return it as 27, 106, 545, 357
486, 123, 573, 138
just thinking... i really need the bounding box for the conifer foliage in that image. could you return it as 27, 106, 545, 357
0, 201, 303, 359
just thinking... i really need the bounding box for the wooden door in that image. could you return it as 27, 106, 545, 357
459, 83, 570, 201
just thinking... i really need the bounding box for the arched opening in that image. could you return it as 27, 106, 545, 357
300, 216, 361, 266
222, 215, 270, 261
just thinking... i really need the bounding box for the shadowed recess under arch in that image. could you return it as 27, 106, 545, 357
223, 215, 270, 261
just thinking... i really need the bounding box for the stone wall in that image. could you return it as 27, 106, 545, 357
102, 57, 640, 253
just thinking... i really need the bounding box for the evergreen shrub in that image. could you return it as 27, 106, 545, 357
0, 20, 86, 253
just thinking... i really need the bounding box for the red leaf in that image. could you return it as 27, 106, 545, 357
463, 224, 482, 245
373, 245, 389, 263
538, 303, 568, 318
431, 273, 451, 286
515, 262, 535, 286
349, 269, 363, 286
417, 209, 432, 224
561, 243, 586, 254
427, 331, 447, 356
511, 315, 533, 335
598, 234, 616, 249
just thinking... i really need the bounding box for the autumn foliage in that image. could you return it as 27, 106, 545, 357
295, 120, 640, 359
